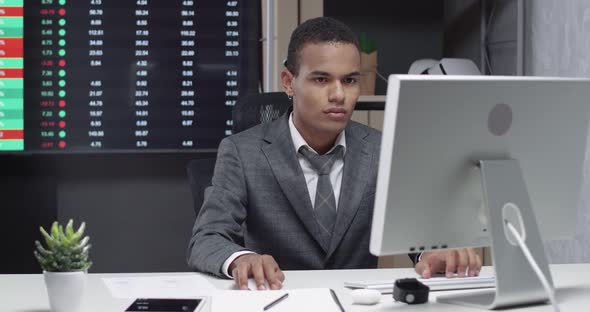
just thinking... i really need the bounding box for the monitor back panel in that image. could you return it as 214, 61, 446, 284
370, 75, 590, 256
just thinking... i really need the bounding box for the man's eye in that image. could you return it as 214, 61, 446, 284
344, 77, 357, 84
314, 77, 327, 83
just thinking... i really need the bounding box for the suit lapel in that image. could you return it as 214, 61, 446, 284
327, 124, 372, 258
261, 114, 329, 252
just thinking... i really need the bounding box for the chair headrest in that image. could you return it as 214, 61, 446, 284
232, 92, 292, 134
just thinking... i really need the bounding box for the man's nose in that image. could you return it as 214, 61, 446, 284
328, 82, 345, 103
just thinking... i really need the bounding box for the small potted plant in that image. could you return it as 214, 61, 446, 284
359, 32, 378, 95
34, 219, 92, 312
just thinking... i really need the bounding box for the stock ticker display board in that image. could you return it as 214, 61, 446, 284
0, 0, 260, 153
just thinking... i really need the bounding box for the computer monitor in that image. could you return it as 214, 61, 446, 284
369, 75, 590, 309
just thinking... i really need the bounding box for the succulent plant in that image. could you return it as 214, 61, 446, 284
34, 219, 93, 272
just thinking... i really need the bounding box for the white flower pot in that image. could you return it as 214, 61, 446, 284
44, 271, 87, 312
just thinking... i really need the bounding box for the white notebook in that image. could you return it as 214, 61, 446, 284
344, 275, 495, 293
213, 288, 344, 312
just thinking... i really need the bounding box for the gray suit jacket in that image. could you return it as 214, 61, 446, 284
187, 112, 381, 277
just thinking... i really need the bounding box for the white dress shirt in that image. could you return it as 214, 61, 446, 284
221, 113, 346, 277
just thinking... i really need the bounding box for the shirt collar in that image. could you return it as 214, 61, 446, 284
289, 112, 346, 155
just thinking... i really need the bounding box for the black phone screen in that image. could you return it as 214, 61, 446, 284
125, 298, 203, 312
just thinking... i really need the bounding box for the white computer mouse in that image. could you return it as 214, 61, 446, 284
246, 278, 272, 291
351, 289, 381, 305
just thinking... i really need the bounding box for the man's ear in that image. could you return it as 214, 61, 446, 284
280, 68, 294, 97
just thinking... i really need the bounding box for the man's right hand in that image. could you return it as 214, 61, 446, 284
229, 254, 285, 290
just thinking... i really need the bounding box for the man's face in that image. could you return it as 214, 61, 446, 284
284, 42, 361, 137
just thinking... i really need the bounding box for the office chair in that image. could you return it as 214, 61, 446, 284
187, 92, 291, 216
186, 158, 217, 216
232, 92, 292, 134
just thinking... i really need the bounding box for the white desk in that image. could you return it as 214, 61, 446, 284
2, 264, 589, 311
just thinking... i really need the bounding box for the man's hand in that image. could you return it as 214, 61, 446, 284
415, 248, 482, 279
229, 254, 285, 290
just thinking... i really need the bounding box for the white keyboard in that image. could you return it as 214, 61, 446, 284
344, 275, 495, 293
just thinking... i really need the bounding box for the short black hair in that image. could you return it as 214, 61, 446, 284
285, 17, 359, 76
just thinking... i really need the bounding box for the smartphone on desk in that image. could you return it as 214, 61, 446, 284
125, 298, 206, 312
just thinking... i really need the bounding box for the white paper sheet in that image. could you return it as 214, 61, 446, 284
212, 288, 343, 312
102, 275, 217, 299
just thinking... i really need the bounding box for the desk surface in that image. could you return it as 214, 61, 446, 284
2, 264, 589, 311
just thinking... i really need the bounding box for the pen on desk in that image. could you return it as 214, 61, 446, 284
263, 293, 289, 311
330, 289, 346, 312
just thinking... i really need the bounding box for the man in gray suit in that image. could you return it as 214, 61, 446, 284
188, 17, 481, 290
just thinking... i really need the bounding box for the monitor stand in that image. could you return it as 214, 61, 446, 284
437, 159, 553, 309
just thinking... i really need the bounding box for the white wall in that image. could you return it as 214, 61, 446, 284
260, 0, 324, 92
525, 0, 590, 263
